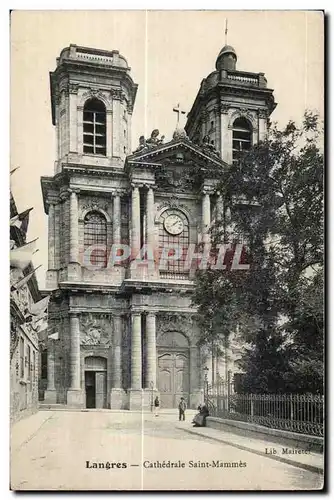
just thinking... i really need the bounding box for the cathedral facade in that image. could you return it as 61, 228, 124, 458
40, 43, 275, 409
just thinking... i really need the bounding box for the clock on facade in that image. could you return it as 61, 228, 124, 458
163, 214, 184, 235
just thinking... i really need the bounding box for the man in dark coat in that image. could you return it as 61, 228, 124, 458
178, 397, 187, 421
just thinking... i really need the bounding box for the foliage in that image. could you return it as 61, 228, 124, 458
192, 111, 324, 393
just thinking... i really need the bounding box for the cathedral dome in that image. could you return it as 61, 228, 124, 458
216, 45, 237, 71
172, 128, 188, 141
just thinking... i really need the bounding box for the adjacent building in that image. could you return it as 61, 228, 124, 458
10, 194, 41, 423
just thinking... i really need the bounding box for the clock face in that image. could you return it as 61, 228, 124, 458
164, 214, 184, 235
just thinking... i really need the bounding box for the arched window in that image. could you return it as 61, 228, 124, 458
84, 211, 107, 268
83, 99, 106, 156
158, 209, 189, 279
232, 117, 252, 165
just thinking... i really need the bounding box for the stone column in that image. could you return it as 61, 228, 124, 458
214, 105, 221, 153
131, 185, 141, 259
202, 191, 211, 244
54, 202, 60, 268
129, 312, 143, 410
69, 189, 79, 263
112, 314, 122, 389
131, 312, 142, 389
146, 186, 156, 277
48, 202, 55, 270
110, 313, 124, 409
258, 110, 268, 142
69, 85, 78, 154
106, 110, 113, 159
127, 106, 132, 153
46, 343, 55, 391
67, 313, 84, 407
112, 93, 121, 157
215, 191, 224, 238
44, 340, 57, 404
113, 193, 121, 246
77, 105, 84, 155
145, 312, 156, 389
68, 188, 81, 281
220, 106, 231, 164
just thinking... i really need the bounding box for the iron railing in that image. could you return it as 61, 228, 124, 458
205, 382, 324, 437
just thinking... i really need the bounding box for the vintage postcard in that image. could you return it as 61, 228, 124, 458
10, 10, 324, 491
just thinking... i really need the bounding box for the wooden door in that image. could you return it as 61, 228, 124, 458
95, 372, 107, 409
158, 351, 189, 408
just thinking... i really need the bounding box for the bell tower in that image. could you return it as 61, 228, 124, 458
185, 44, 276, 164
50, 44, 138, 172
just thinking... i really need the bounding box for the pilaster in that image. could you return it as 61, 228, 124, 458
145, 312, 157, 390
67, 312, 84, 407
68, 188, 81, 281
201, 190, 211, 244
44, 340, 57, 404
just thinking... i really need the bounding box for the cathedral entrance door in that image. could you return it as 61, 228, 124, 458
85, 372, 96, 408
84, 356, 107, 409
157, 351, 189, 408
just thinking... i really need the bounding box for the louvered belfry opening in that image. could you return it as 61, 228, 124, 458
232, 117, 252, 165
83, 98, 107, 156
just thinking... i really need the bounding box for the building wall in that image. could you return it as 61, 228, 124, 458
11, 325, 39, 423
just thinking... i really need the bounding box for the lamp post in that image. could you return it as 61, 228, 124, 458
227, 370, 232, 412
203, 366, 209, 405
150, 380, 154, 412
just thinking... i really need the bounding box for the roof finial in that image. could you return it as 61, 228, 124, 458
225, 18, 228, 45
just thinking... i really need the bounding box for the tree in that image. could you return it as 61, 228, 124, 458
192, 111, 324, 393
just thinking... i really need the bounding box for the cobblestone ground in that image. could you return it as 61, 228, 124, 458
11, 410, 323, 491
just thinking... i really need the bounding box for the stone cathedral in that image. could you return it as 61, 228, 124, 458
41, 44, 275, 409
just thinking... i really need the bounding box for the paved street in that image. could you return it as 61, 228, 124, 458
11, 410, 323, 491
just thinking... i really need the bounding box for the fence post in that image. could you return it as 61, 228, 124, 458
250, 395, 254, 420
290, 394, 294, 421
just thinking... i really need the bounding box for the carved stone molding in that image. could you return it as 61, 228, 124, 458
68, 187, 81, 195
258, 109, 268, 119
200, 110, 209, 121
110, 88, 123, 101
69, 83, 79, 95
228, 107, 257, 129
155, 166, 196, 193
81, 88, 111, 107
80, 313, 113, 347
155, 200, 193, 221
54, 90, 60, 106
59, 191, 70, 201
220, 104, 230, 115
157, 313, 197, 345
80, 198, 111, 219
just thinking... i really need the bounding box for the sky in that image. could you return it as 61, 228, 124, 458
9, 10, 324, 288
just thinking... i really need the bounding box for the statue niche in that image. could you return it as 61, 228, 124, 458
80, 314, 112, 347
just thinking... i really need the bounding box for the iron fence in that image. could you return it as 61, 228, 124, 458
205, 382, 324, 437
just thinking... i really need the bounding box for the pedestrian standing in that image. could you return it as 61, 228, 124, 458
178, 397, 187, 421
154, 396, 160, 417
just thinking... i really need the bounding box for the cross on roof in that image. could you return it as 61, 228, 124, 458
173, 103, 186, 127
225, 18, 228, 45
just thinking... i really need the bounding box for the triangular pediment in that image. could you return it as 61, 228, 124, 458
126, 138, 228, 172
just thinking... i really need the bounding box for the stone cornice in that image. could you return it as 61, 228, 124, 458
62, 163, 127, 177
58, 281, 121, 293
